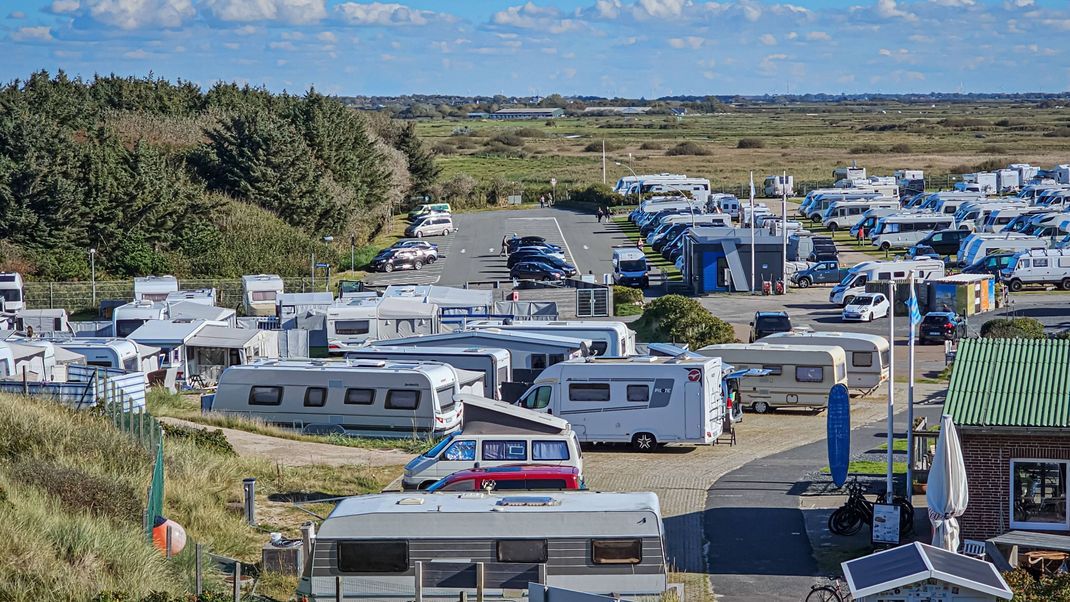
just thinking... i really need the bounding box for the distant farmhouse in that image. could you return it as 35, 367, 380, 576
468, 108, 565, 120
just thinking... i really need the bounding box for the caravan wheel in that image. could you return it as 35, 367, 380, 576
752, 401, 770, 414
631, 432, 657, 452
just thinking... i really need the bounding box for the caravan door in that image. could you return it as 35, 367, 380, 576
684, 375, 704, 441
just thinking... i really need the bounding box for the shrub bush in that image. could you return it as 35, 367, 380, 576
514, 127, 546, 138
736, 138, 764, 149
584, 140, 623, 152
980, 317, 1046, 339
889, 143, 912, 153
431, 142, 456, 155
490, 132, 524, 147
666, 141, 711, 156
639, 141, 663, 150
630, 295, 735, 349
849, 144, 882, 154
1044, 127, 1070, 138
568, 183, 623, 206
161, 423, 236, 456
10, 460, 142, 522
939, 117, 989, 128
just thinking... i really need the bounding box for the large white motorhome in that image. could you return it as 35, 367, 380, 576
802, 191, 886, 221
954, 201, 1027, 232
204, 359, 481, 438
849, 206, 903, 238
707, 193, 741, 217
614, 173, 688, 195
979, 206, 1046, 233
697, 343, 848, 413
0, 273, 25, 313
1000, 248, 1070, 291
763, 174, 794, 198
241, 274, 284, 317
829, 259, 945, 306
516, 355, 727, 450
297, 491, 668, 600
466, 320, 636, 358
762, 331, 889, 394
616, 175, 711, 204
822, 199, 900, 231
833, 165, 866, 182
133, 275, 178, 302
343, 345, 511, 400
957, 233, 1050, 267
870, 213, 957, 250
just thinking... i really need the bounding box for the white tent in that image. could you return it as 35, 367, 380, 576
927, 414, 969, 551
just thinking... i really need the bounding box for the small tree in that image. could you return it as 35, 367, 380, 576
980, 317, 1046, 339
631, 295, 735, 349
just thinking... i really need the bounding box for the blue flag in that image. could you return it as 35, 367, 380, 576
906, 279, 922, 326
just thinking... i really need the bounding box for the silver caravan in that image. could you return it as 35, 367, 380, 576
15, 309, 72, 335
165, 288, 216, 306
517, 355, 727, 450
957, 233, 1050, 268
698, 343, 848, 413
829, 259, 945, 306
112, 300, 168, 337
870, 213, 957, 250
242, 274, 284, 316
344, 345, 511, 400
204, 359, 480, 438
466, 321, 636, 358
0, 272, 25, 313
133, 275, 177, 302
326, 297, 439, 349
762, 331, 890, 393
297, 491, 668, 600
48, 337, 160, 373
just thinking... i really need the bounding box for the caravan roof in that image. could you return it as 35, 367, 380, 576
127, 319, 209, 345
185, 325, 263, 349
241, 274, 284, 291
382, 285, 493, 309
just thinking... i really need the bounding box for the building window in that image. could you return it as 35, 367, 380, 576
335, 320, 370, 336
337, 540, 408, 573
248, 386, 283, 406
795, 366, 824, 383
303, 387, 327, 407
627, 385, 650, 402
852, 352, 873, 368
1011, 460, 1069, 530
497, 540, 548, 563
385, 390, 420, 410
591, 539, 642, 565
569, 383, 611, 402
344, 388, 374, 405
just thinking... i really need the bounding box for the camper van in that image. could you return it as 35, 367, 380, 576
0, 273, 25, 313
833, 166, 867, 182
1001, 248, 1070, 291
870, 213, 957, 250
612, 247, 649, 288
516, 356, 727, 450
133, 276, 178, 302
957, 233, 1050, 268
344, 345, 511, 400
615, 173, 689, 196
707, 194, 741, 217
467, 321, 636, 358
764, 175, 794, 198
617, 176, 711, 205
403, 394, 583, 489
829, 259, 945, 306
296, 491, 668, 600
204, 359, 481, 438
241, 274, 284, 317
822, 199, 900, 232
762, 331, 889, 393
697, 343, 848, 413
850, 207, 903, 239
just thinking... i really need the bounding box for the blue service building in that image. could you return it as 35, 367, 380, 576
682, 227, 786, 293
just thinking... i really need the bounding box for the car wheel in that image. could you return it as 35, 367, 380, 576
1062, 278, 1070, 291
415, 231, 423, 238
828, 223, 838, 233
880, 241, 892, 251
631, 432, 657, 452
1009, 279, 1022, 292
426, 256, 436, 264
413, 261, 423, 270
443, 228, 451, 236
866, 313, 873, 322
384, 264, 394, 273
752, 401, 770, 414
797, 277, 811, 288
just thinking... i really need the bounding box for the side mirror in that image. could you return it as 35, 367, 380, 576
748, 322, 754, 326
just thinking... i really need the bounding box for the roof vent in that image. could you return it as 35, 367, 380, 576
495, 496, 560, 507
396, 497, 425, 505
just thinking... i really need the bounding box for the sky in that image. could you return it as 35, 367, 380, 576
2, 0, 1070, 97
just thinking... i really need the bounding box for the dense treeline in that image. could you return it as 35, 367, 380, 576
0, 71, 438, 280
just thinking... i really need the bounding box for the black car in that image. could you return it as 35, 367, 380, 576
369, 248, 425, 272
750, 311, 792, 342
961, 253, 1015, 276
510, 261, 565, 281
507, 252, 577, 276
507, 236, 558, 253
917, 229, 971, 257
918, 311, 967, 345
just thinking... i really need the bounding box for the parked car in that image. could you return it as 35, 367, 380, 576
961, 253, 1015, 276
513, 245, 565, 260
750, 311, 792, 342
807, 250, 840, 263
424, 465, 583, 492
405, 214, 454, 238
842, 293, 890, 322
916, 228, 971, 257
790, 261, 845, 288
391, 239, 439, 262
507, 252, 577, 276
904, 244, 943, 261
918, 311, 967, 345
507, 236, 557, 253
511, 261, 566, 281
369, 248, 426, 272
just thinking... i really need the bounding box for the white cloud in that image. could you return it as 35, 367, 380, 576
759, 33, 777, 45
268, 41, 296, 50
739, 0, 761, 21
879, 47, 892, 56
1005, 0, 1033, 6
204, 0, 326, 24
85, 0, 195, 29
759, 52, 787, 74
668, 36, 703, 49
806, 31, 831, 41
50, 0, 80, 13
786, 31, 798, 40
930, 0, 974, 5
338, 2, 439, 26
634, 0, 690, 19
908, 34, 932, 43
233, 25, 258, 35
702, 70, 716, 79
9, 11, 27, 18
12, 26, 53, 41
123, 49, 149, 58
491, 2, 582, 32
223, 42, 239, 49
316, 31, 336, 43
594, 0, 622, 19
875, 0, 916, 22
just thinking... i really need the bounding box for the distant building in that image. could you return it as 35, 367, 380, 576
486, 108, 564, 120
582, 106, 652, 115
467, 112, 491, 119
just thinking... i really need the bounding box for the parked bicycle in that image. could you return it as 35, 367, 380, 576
827, 478, 914, 537
804, 576, 852, 602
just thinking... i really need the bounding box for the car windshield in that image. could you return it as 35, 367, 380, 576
757, 316, 791, 330
619, 259, 646, 272
849, 297, 874, 307
422, 433, 456, 458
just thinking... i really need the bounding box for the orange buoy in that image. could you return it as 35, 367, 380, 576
152, 517, 187, 556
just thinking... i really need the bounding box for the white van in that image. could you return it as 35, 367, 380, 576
516, 355, 727, 450
762, 331, 889, 394
1001, 248, 1070, 291
241, 274, 284, 317
204, 359, 479, 438
822, 199, 900, 232
829, 259, 945, 306
697, 343, 848, 413
957, 233, 1049, 268
402, 395, 583, 490
612, 247, 649, 288
870, 213, 957, 250
467, 320, 636, 358
707, 194, 741, 217
0, 272, 25, 313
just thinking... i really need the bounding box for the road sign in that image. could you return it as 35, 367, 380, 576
827, 383, 851, 488
315, 263, 330, 268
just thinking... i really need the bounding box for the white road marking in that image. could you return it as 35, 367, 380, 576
460, 249, 466, 254
583, 245, 589, 250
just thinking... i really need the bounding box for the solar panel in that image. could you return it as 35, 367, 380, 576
845, 544, 927, 592
927, 546, 1007, 591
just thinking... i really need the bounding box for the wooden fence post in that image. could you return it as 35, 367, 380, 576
476, 562, 485, 602
233, 562, 241, 602
414, 561, 423, 602
195, 543, 203, 596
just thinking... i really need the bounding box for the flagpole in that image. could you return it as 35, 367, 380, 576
781, 170, 788, 293
907, 272, 916, 499
886, 280, 895, 501
749, 171, 756, 293
601, 140, 606, 185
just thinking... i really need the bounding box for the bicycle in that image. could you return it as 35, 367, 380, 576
805, 576, 852, 602
827, 478, 914, 537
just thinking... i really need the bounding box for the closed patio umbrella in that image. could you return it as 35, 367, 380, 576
927, 414, 969, 551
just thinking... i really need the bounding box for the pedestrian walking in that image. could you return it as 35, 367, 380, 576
539, 194, 546, 208
636, 238, 643, 250
596, 208, 603, 223
500, 234, 509, 257
857, 225, 866, 247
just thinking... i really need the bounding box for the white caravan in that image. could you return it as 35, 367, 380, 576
829, 259, 945, 306
241, 274, 284, 317
764, 175, 794, 198
15, 309, 72, 334
833, 166, 867, 181
276, 292, 333, 321
112, 300, 168, 337
957, 233, 1050, 268
870, 213, 957, 250
343, 345, 511, 400
297, 491, 668, 600
762, 331, 889, 393
48, 337, 160, 373
326, 297, 439, 348
466, 320, 636, 358
133, 275, 178, 302
698, 343, 848, 413
516, 355, 727, 450
707, 193, 741, 217
822, 199, 900, 232
204, 359, 482, 438
0, 272, 25, 313
165, 288, 217, 306
1001, 248, 1070, 291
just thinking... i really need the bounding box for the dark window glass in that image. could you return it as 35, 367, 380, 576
569, 383, 610, 402
304, 387, 327, 407
498, 540, 548, 563
526, 479, 569, 490
345, 388, 374, 405
762, 365, 783, 376
335, 320, 370, 335
626, 384, 650, 402
591, 539, 642, 565
795, 366, 824, 383
591, 341, 609, 356
249, 386, 282, 406
491, 479, 529, 490
337, 541, 408, 573
530, 354, 548, 370
386, 390, 420, 410
852, 352, 873, 368
548, 354, 565, 365
440, 479, 477, 491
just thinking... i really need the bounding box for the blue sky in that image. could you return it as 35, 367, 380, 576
3, 0, 1069, 96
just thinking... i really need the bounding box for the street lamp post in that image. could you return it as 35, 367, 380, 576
350, 236, 356, 272
89, 248, 97, 308
311, 235, 335, 292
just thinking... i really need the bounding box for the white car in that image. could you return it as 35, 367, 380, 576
842, 293, 890, 322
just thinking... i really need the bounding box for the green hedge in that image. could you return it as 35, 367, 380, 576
630, 294, 735, 349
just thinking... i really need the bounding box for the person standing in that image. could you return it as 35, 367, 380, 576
596, 208, 603, 223
857, 225, 866, 247
500, 235, 509, 257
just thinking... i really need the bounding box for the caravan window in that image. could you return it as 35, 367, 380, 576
627, 385, 650, 402
591, 539, 642, 565
344, 388, 374, 405
762, 365, 783, 376
497, 540, 548, 563
590, 341, 609, 356
549, 353, 565, 365
436, 385, 456, 412
385, 390, 420, 410
530, 354, 548, 370
482, 440, 527, 461
248, 386, 283, 406
303, 387, 327, 407
1034, 258, 1049, 268
335, 320, 370, 336
251, 290, 277, 302
795, 366, 825, 383
337, 541, 408, 573
852, 352, 873, 368
569, 383, 611, 402
532, 441, 570, 461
